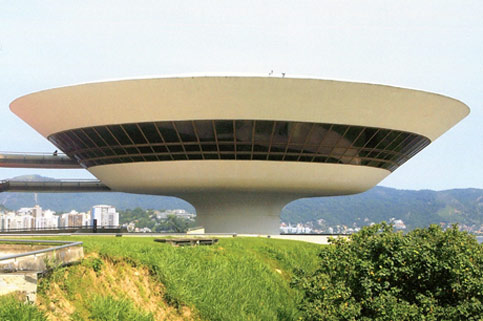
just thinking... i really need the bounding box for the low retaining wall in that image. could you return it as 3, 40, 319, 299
0, 244, 83, 272
0, 244, 51, 257
0, 240, 84, 301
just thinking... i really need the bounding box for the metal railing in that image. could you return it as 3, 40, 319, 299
0, 239, 83, 261
0, 151, 82, 169
0, 179, 111, 193
0, 225, 120, 233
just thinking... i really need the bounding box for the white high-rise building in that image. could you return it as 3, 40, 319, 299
36, 209, 57, 229
0, 211, 35, 231
0, 206, 60, 231
33, 205, 42, 219
91, 205, 119, 227
0, 212, 16, 230
59, 210, 91, 228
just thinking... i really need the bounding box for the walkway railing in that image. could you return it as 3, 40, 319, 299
0, 179, 111, 193
0, 239, 83, 262
0, 225, 120, 233
0, 151, 82, 169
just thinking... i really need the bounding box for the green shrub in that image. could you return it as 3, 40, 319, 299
294, 223, 483, 320
0, 294, 47, 321
88, 295, 154, 321
83, 256, 104, 273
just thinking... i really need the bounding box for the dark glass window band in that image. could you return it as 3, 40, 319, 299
48, 120, 430, 172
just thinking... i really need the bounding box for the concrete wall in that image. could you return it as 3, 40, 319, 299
0, 244, 51, 257
0, 242, 84, 302
0, 244, 84, 273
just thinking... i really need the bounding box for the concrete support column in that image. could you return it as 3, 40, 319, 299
182, 193, 294, 235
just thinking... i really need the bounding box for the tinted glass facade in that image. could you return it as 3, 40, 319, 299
48, 120, 430, 172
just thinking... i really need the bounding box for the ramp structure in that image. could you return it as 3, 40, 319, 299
0, 179, 110, 193
0, 152, 81, 169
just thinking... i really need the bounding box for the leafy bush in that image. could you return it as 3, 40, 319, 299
0, 294, 47, 321
294, 223, 483, 320
83, 256, 104, 273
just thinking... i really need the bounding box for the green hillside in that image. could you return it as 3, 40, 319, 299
282, 187, 483, 230
3, 236, 321, 321
2, 229, 482, 320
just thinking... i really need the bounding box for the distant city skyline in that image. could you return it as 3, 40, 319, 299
0, 204, 119, 231
0, 1, 481, 191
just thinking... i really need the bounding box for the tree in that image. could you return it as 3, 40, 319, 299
155, 215, 194, 233
294, 223, 483, 320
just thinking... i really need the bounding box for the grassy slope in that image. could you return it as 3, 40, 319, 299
36, 254, 193, 320
37, 236, 322, 321
0, 293, 47, 321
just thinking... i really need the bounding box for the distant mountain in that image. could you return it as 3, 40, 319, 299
282, 187, 483, 230
0, 175, 481, 230
10, 174, 57, 182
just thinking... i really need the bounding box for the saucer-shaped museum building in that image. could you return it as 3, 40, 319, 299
10, 76, 469, 234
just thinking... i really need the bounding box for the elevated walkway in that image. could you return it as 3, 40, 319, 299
0, 152, 81, 169
0, 179, 110, 193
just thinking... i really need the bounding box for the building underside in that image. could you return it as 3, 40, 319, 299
5, 76, 469, 234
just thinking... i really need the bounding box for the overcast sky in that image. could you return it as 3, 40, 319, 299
0, 1, 481, 191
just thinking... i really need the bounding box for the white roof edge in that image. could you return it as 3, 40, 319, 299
10, 73, 471, 112
37, 72, 444, 92
9, 74, 470, 142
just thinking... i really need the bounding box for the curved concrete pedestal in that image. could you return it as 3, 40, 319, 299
90, 161, 391, 234
182, 193, 294, 234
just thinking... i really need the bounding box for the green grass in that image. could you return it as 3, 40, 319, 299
0, 294, 47, 321
86, 295, 154, 321
43, 236, 322, 320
